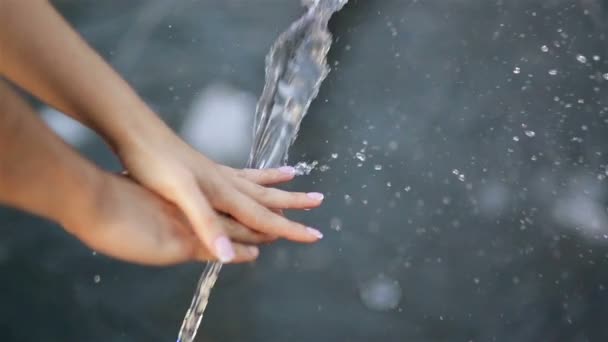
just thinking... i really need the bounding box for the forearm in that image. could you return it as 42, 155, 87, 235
0, 0, 169, 151
0, 79, 103, 228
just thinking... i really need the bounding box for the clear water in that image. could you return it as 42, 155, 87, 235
176, 1, 348, 341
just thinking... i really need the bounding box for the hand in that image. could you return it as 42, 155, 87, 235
66, 172, 277, 266
116, 125, 325, 263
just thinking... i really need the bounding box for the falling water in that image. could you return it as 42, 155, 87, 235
176, 1, 348, 341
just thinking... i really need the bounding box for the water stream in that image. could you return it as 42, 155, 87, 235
176, 1, 348, 341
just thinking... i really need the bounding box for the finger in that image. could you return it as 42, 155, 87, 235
223, 166, 297, 185
232, 178, 324, 209
194, 242, 259, 264
219, 215, 276, 244
216, 191, 323, 243
174, 180, 236, 263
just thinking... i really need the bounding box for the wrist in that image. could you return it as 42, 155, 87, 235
100, 104, 176, 154
112, 113, 185, 163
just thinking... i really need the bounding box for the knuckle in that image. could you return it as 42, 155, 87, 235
253, 209, 273, 229
254, 186, 273, 201
261, 208, 277, 223
235, 169, 248, 178
208, 184, 231, 207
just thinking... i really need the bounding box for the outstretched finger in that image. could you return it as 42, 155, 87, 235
232, 178, 323, 209
218, 191, 323, 243
219, 214, 277, 244
224, 166, 297, 185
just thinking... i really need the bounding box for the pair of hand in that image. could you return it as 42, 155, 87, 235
0, 0, 324, 266
67, 129, 324, 266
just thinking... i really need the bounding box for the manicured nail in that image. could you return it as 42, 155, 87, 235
306, 227, 324, 239
214, 236, 235, 263
307, 192, 324, 201
249, 246, 259, 257
278, 166, 296, 175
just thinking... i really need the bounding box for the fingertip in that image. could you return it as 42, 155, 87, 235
278, 166, 296, 176
214, 235, 236, 263
230, 245, 260, 263
306, 227, 324, 240
306, 192, 324, 201
279, 225, 324, 244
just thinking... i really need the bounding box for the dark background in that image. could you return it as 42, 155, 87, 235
2, 0, 608, 341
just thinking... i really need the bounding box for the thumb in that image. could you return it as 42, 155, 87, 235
174, 181, 235, 263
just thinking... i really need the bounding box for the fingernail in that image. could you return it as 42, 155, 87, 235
214, 236, 235, 263
307, 192, 324, 201
278, 166, 296, 175
306, 227, 324, 239
249, 246, 259, 257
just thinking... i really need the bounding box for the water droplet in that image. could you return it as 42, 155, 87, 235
359, 275, 402, 312
576, 54, 587, 63
355, 152, 366, 161
331, 153, 339, 159
458, 174, 466, 182
330, 217, 342, 231
294, 161, 318, 175
548, 69, 558, 76
541, 45, 549, 52
473, 277, 480, 284
603, 73, 608, 80
374, 164, 383, 171
593, 55, 600, 61
513, 67, 521, 74
513, 136, 520, 142
452, 169, 460, 175
94, 275, 101, 284
525, 130, 536, 137
531, 155, 537, 161
344, 194, 353, 205
404, 186, 411, 192
319, 165, 330, 172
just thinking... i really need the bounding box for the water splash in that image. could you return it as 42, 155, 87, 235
176, 1, 348, 341
294, 161, 319, 175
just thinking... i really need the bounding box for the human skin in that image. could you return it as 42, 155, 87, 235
0, 0, 324, 264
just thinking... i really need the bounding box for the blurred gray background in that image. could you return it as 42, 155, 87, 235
2, 0, 608, 341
